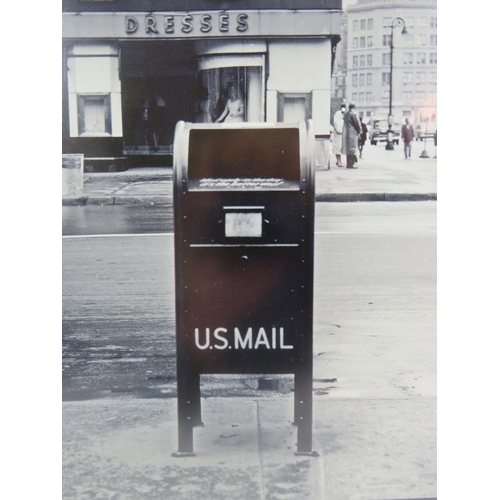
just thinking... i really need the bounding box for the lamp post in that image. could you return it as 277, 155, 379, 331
385, 17, 407, 151
419, 117, 430, 158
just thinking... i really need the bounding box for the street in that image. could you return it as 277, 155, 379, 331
62, 201, 436, 401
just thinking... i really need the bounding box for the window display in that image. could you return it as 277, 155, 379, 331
196, 66, 263, 123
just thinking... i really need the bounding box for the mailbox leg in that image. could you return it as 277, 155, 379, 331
191, 373, 203, 427
294, 370, 318, 456
173, 369, 200, 457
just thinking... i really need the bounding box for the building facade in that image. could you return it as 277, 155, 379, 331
62, 0, 343, 171
344, 0, 437, 128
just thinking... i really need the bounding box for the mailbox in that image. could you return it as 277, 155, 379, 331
172, 121, 316, 456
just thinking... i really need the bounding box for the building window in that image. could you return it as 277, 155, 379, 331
416, 72, 426, 84
418, 17, 427, 28
360, 19, 366, 30
405, 34, 415, 46
360, 37, 366, 48
352, 74, 358, 87
431, 17, 437, 28
359, 55, 365, 67
77, 94, 111, 136
382, 72, 390, 85
430, 53, 437, 64
429, 72, 437, 84
353, 55, 358, 68
367, 54, 373, 66
366, 92, 372, 104
417, 34, 427, 46
416, 91, 425, 103
359, 73, 365, 86
403, 91, 413, 103
352, 92, 358, 102
366, 73, 372, 85
353, 37, 359, 49
403, 72, 413, 84
353, 20, 359, 31
383, 35, 391, 46
416, 52, 426, 65
367, 18, 373, 30
428, 91, 437, 103
382, 90, 390, 104
430, 34, 437, 46
277, 92, 312, 122
359, 92, 365, 104
367, 36, 373, 47
383, 53, 391, 65
404, 52, 414, 65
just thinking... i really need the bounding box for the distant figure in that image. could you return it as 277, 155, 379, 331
433, 129, 437, 158
150, 92, 167, 151
215, 86, 245, 123
196, 86, 213, 123
342, 103, 361, 169
401, 118, 415, 159
331, 104, 346, 167
358, 117, 368, 158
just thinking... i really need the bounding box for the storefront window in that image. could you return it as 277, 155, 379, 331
77, 94, 111, 135
196, 65, 263, 123
277, 92, 312, 123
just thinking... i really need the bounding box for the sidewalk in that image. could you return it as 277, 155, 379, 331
63, 396, 436, 500
62, 141, 437, 206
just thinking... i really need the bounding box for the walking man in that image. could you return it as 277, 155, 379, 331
401, 118, 415, 159
342, 103, 361, 169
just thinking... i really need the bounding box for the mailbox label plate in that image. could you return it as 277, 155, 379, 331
225, 212, 262, 238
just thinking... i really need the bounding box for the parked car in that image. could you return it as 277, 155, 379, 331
368, 119, 400, 145
415, 122, 437, 141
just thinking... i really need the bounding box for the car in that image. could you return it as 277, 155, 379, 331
415, 122, 437, 141
368, 119, 400, 145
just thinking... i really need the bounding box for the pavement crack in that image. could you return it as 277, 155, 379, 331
255, 400, 266, 500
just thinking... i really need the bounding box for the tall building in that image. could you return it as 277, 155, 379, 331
344, 0, 437, 128
62, 0, 343, 171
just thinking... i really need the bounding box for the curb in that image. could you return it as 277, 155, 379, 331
63, 193, 436, 206
63, 195, 172, 206
315, 193, 437, 202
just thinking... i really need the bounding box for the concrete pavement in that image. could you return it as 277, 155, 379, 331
62, 141, 437, 206
63, 396, 436, 500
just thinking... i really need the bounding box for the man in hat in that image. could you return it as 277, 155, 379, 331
342, 103, 361, 169
401, 118, 415, 159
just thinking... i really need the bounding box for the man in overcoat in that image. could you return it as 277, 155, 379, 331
401, 118, 415, 159
342, 103, 362, 169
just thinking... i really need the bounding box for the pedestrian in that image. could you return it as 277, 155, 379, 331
433, 129, 437, 158
401, 118, 415, 159
342, 103, 361, 169
331, 104, 346, 167
358, 116, 368, 158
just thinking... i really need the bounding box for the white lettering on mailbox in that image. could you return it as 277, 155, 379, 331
194, 327, 294, 350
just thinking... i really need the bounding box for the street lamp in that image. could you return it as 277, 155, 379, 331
419, 117, 430, 158
385, 17, 407, 151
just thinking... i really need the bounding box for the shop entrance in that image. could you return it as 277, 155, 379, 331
120, 41, 197, 160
